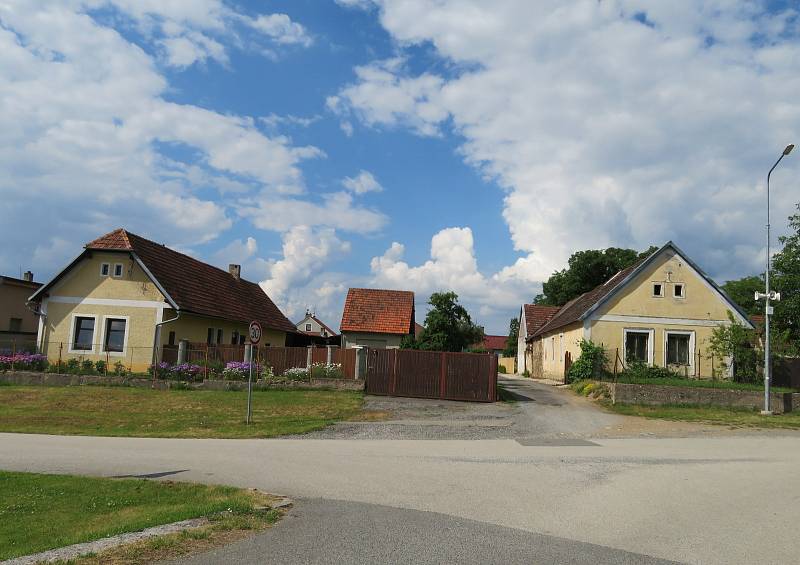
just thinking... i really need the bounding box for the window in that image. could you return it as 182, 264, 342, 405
238, 334, 246, 345
113, 263, 124, 278
168, 331, 176, 346
9, 318, 22, 332
652, 283, 664, 297
231, 330, 239, 345
625, 330, 650, 363
100, 263, 110, 277
207, 328, 214, 345
666, 333, 691, 365
674, 283, 685, 298
72, 317, 95, 351
216, 329, 223, 344
305, 323, 312, 332
103, 318, 127, 352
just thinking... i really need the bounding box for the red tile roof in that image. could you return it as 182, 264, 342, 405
340, 288, 415, 335
82, 229, 296, 333
481, 335, 508, 351
522, 304, 560, 339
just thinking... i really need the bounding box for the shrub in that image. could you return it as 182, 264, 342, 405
168, 363, 204, 381
623, 361, 677, 380
198, 359, 224, 378
150, 361, 171, 379
566, 340, 609, 383
283, 367, 309, 381
65, 358, 81, 374
498, 364, 507, 374
0, 353, 49, 372
522, 369, 530, 378
80, 359, 95, 374
310, 362, 343, 379
113, 360, 127, 376
94, 360, 107, 374
222, 361, 259, 381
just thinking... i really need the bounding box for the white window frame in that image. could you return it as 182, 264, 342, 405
100, 263, 110, 277
652, 282, 664, 297
664, 330, 695, 370
112, 263, 124, 278
623, 328, 654, 365
673, 283, 686, 299
305, 323, 312, 332
100, 315, 130, 357
68, 313, 98, 354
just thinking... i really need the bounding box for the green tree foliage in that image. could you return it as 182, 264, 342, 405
418, 291, 484, 352
566, 339, 609, 383
504, 317, 519, 357
771, 203, 800, 350
721, 275, 763, 316
707, 311, 760, 382
535, 246, 657, 306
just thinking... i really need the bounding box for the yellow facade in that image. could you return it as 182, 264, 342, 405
38, 252, 287, 372
536, 248, 748, 379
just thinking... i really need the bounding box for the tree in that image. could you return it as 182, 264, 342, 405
707, 311, 759, 382
418, 291, 484, 352
535, 246, 657, 306
771, 203, 800, 351
504, 317, 519, 357
721, 275, 763, 317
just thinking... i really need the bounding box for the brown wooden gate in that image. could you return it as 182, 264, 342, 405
365, 348, 497, 402
563, 351, 572, 384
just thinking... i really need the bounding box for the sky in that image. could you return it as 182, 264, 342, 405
1, 0, 798, 335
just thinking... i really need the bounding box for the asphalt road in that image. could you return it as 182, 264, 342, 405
2, 379, 799, 564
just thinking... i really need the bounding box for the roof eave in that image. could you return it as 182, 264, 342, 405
131, 253, 179, 310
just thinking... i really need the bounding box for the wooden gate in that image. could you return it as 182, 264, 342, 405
365, 348, 497, 402
563, 351, 572, 384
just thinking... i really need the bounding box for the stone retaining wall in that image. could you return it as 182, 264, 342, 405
0, 371, 364, 392
609, 382, 800, 414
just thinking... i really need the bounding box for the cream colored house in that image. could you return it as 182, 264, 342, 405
530, 242, 754, 380
29, 229, 297, 371
517, 304, 560, 375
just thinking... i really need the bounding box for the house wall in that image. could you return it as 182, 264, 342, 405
159, 312, 287, 349
586, 249, 741, 377
296, 316, 331, 337
539, 323, 584, 379
0, 279, 40, 346
517, 307, 527, 373
527, 339, 543, 378
341, 332, 404, 349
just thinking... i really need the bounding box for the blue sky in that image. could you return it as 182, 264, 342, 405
1, 1, 798, 334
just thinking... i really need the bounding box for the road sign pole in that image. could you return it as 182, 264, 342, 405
246, 349, 253, 424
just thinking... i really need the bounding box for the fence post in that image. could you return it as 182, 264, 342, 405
105, 351, 109, 376
11, 340, 15, 371
306, 345, 313, 369
58, 342, 63, 373
391, 349, 398, 395
490, 353, 497, 402
354, 347, 363, 380
204, 348, 208, 380
326, 345, 333, 365
439, 352, 447, 400
178, 340, 188, 364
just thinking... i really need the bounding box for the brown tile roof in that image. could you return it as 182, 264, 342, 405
481, 335, 508, 351
340, 288, 415, 335
533, 257, 648, 337
522, 304, 560, 338
83, 229, 296, 333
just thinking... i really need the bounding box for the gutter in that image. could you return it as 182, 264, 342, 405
151, 309, 181, 382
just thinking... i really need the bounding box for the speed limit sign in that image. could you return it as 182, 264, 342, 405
248, 321, 262, 345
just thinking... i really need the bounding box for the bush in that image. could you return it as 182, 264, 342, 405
65, 358, 80, 374
498, 364, 507, 374
310, 362, 343, 379
283, 367, 309, 381
168, 363, 203, 381
80, 359, 95, 374
566, 340, 609, 383
113, 360, 127, 376
623, 361, 677, 380
0, 353, 49, 372
198, 359, 224, 378
221, 361, 260, 381
522, 369, 530, 378
94, 360, 107, 374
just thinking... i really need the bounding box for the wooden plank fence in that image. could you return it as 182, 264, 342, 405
365, 348, 497, 402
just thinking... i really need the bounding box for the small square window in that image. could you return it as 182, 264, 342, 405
100, 263, 110, 277
652, 283, 663, 297
305, 323, 312, 332
674, 283, 685, 298
113, 264, 124, 278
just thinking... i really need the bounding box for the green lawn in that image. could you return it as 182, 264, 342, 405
0, 386, 366, 438
610, 375, 794, 393
0, 471, 275, 560
609, 403, 800, 429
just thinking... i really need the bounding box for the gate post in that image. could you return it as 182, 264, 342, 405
306, 345, 313, 369
354, 346, 364, 380
326, 345, 333, 365
178, 339, 188, 364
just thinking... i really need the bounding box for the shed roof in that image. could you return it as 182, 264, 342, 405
340, 288, 415, 335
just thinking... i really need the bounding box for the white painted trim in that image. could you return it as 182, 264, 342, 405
48, 296, 166, 309
623, 327, 654, 365
112, 263, 124, 278
663, 329, 695, 370
68, 313, 98, 354
652, 282, 664, 297
36, 298, 48, 352
100, 315, 130, 357
100, 263, 110, 277
673, 282, 686, 299
593, 314, 728, 327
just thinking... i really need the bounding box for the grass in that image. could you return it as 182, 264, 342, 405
0, 386, 369, 438
607, 375, 795, 393
609, 403, 800, 429
0, 471, 282, 560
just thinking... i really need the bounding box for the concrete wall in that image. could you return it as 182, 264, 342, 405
341, 331, 404, 349
610, 382, 800, 414
498, 356, 515, 374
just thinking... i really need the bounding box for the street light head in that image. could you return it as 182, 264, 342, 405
784, 144, 795, 156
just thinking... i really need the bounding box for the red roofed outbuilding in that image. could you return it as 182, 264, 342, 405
340, 288, 415, 349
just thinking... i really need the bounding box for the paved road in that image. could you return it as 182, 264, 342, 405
3, 380, 799, 564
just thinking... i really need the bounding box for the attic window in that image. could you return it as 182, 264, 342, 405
305, 323, 312, 332
652, 283, 664, 297
100, 263, 110, 277
112, 263, 124, 278
674, 283, 685, 298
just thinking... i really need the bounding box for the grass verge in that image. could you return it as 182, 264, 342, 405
0, 471, 282, 561
0, 386, 367, 438
608, 403, 800, 429
610, 375, 794, 392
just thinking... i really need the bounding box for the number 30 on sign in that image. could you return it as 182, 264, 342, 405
248, 321, 262, 345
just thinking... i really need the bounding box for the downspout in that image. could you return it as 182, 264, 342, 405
25, 300, 45, 353
151, 309, 181, 383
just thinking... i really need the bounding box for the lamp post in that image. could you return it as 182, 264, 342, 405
755, 144, 794, 414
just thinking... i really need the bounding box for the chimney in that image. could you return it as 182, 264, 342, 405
23, 271, 33, 282
228, 264, 241, 280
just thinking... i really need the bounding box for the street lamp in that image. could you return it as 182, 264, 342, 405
755, 143, 794, 414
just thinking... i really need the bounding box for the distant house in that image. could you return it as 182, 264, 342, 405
296, 310, 337, 339
340, 288, 415, 349
477, 335, 508, 355
517, 304, 560, 375
29, 229, 297, 371
0, 272, 42, 348
527, 241, 753, 380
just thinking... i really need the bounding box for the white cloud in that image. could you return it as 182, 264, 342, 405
248, 13, 313, 47
260, 226, 351, 319
333, 1, 800, 281
213, 237, 258, 265
342, 170, 383, 194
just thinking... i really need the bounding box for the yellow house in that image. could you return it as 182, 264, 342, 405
531, 242, 754, 380
29, 229, 297, 372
